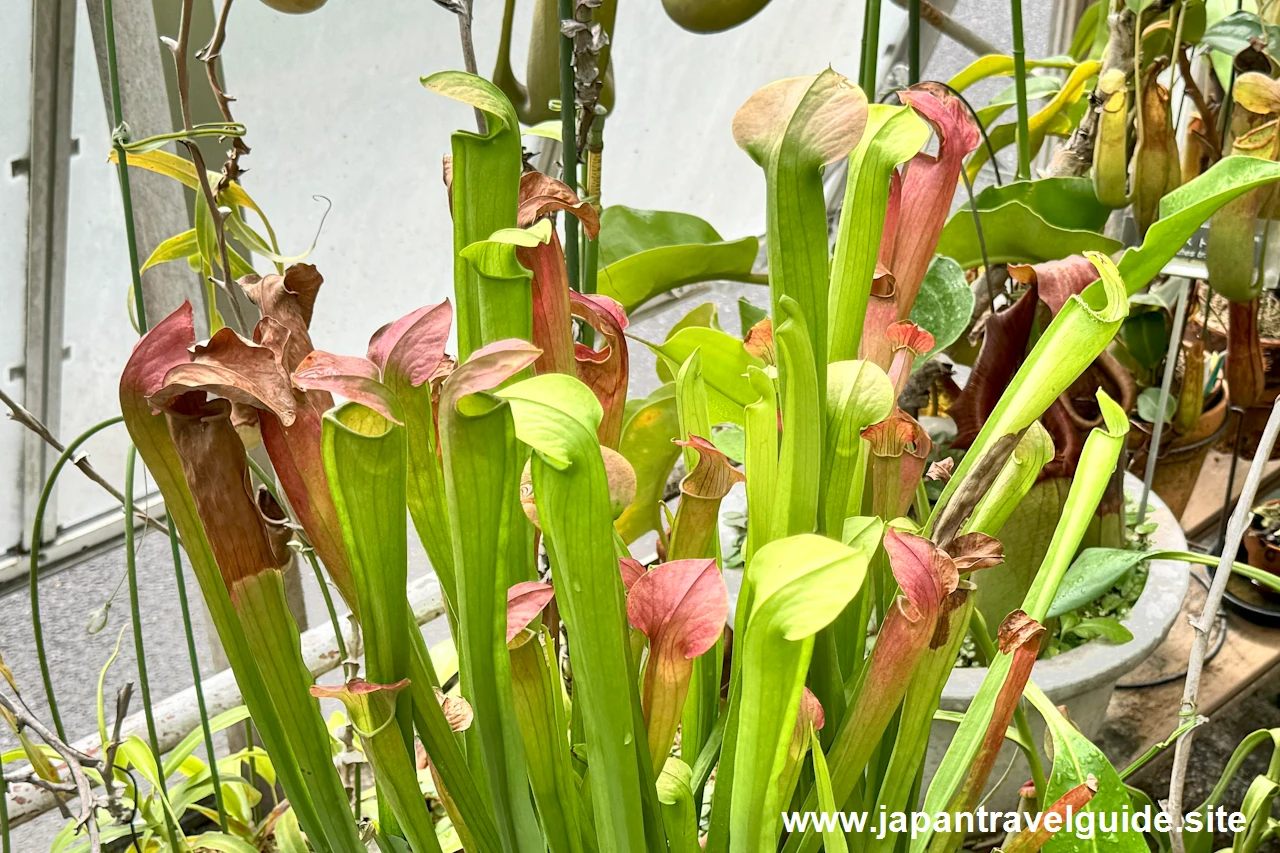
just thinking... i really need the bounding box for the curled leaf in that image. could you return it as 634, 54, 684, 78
292, 351, 401, 424
367, 301, 454, 387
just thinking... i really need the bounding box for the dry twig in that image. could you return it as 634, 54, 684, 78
0, 388, 168, 536
1165, 397, 1280, 851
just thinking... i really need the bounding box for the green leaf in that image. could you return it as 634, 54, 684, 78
738, 297, 768, 334
275, 809, 308, 853
712, 424, 746, 464
728, 527, 881, 851
595, 206, 759, 311
774, 298, 822, 540
657, 759, 701, 853
829, 104, 931, 361
1024, 684, 1146, 853
647, 327, 765, 425
460, 233, 537, 346
162, 706, 251, 778
962, 177, 1112, 231
615, 383, 682, 543
1048, 548, 1148, 618
947, 55, 1078, 92
141, 229, 198, 273
425, 71, 523, 359
819, 359, 894, 538
809, 729, 848, 853
656, 302, 722, 384
909, 256, 974, 360
937, 200, 1123, 269
186, 833, 261, 853
965, 421, 1056, 539
1121, 310, 1171, 371
498, 373, 653, 851
1065, 616, 1134, 644
734, 70, 868, 394
1136, 386, 1177, 425
978, 76, 1064, 127
439, 355, 544, 853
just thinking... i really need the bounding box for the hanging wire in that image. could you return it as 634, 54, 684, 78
28, 416, 126, 741
123, 447, 182, 850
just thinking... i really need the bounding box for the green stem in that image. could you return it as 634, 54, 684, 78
860, 0, 883, 93
969, 610, 1047, 807
1, 777, 10, 853
102, 0, 147, 333
908, 0, 921, 84
1010, 0, 1031, 180
167, 518, 228, 832
1119, 716, 1202, 780
29, 416, 125, 742
124, 446, 182, 852
558, 0, 579, 291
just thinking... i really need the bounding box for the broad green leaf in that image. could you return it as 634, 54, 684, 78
742, 367, 779, 564
1024, 684, 1146, 853
424, 71, 523, 359
829, 104, 931, 361
738, 297, 768, 333
657, 759, 700, 853
657, 302, 722, 384
276, 810, 308, 853
1068, 1, 1107, 60
931, 253, 1128, 525
616, 383, 682, 543
909, 256, 974, 360
936, 200, 1122, 268
1048, 548, 1148, 618
596, 207, 760, 311
439, 355, 544, 853
958, 177, 1112, 232
728, 528, 881, 853
1136, 386, 1177, 424
947, 54, 1079, 92
809, 729, 848, 853
648, 327, 765, 425
734, 70, 868, 394
499, 373, 653, 851
1121, 310, 1171, 370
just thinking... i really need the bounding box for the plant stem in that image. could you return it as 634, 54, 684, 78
969, 610, 1047, 807
558, 0, 580, 291
102, 0, 147, 332
168, 519, 229, 832
1010, 0, 1031, 180
124, 446, 182, 852
908, 0, 921, 84
861, 0, 883, 93
28, 417, 125, 742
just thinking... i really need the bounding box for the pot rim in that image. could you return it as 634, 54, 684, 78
940, 471, 1190, 704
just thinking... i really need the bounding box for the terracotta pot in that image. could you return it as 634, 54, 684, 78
1126, 386, 1229, 519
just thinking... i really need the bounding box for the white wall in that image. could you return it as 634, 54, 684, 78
221, 0, 903, 357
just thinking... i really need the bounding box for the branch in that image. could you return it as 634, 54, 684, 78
432, 0, 486, 133
0, 388, 169, 536
1165, 396, 1280, 852
163, 0, 250, 336
196, 0, 250, 192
